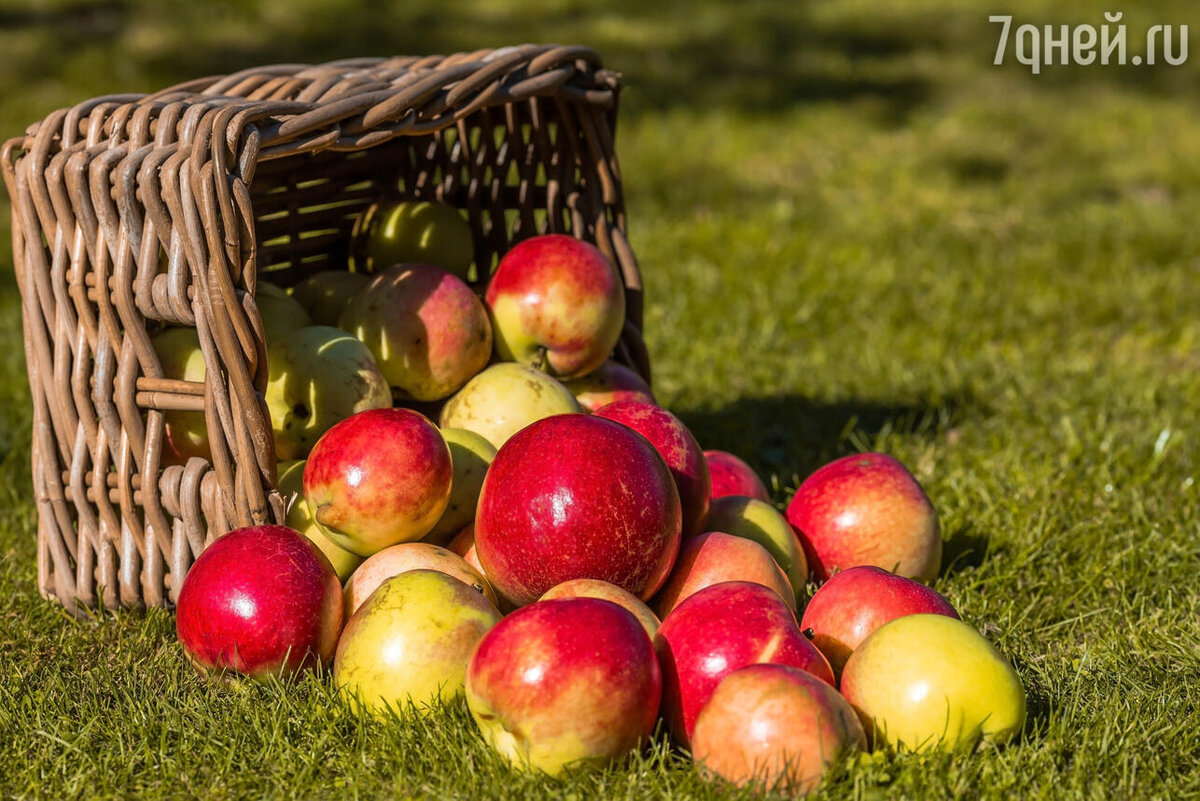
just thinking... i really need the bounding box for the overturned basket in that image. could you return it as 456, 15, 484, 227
2, 45, 650, 612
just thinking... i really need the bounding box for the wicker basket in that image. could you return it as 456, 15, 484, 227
2, 45, 650, 612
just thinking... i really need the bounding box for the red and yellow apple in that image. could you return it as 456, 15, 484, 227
343, 541, 497, 617
539, 578, 661, 639
705, 495, 807, 602
653, 532, 795, 618
704, 450, 770, 502
563, 360, 655, 412
277, 459, 363, 582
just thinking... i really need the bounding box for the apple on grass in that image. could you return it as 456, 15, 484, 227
423, 427, 497, 545
303, 408, 452, 556
291, 270, 371, 327
563, 360, 655, 412
840, 614, 1026, 752
787, 452, 942, 582
339, 263, 492, 402
176, 525, 343, 680
539, 579, 661, 639
277, 459, 363, 582
485, 234, 626, 379
266, 325, 392, 460
705, 495, 807, 603
351, 199, 475, 280
465, 598, 661, 776
655, 581, 834, 747
343, 541, 497, 618
653, 532, 796, 618
594, 400, 711, 538
692, 664, 866, 795
474, 414, 682, 607
334, 569, 501, 717
800, 565, 959, 681
439, 363, 581, 449
704, 450, 771, 502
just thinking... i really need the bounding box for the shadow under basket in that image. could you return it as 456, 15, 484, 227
2, 45, 650, 612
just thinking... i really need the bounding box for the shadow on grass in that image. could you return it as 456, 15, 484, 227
941, 525, 990, 576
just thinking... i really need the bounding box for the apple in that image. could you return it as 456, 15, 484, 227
485, 234, 625, 379
465, 598, 661, 775
653, 532, 795, 618
334, 569, 501, 717
277, 459, 363, 582
439, 362, 582, 449
175, 524, 343, 679
593, 400, 711, 538
344, 541, 497, 617
448, 523, 484, 575
704, 450, 770, 502
303, 408, 453, 556
339, 263, 492, 401
257, 281, 313, 342
152, 327, 209, 461
705, 495, 807, 603
800, 565, 959, 681
655, 581, 833, 747
692, 663, 866, 794
539, 579, 660, 639
423, 428, 497, 545
351, 199, 475, 280
265, 325, 392, 460
563, 360, 655, 412
840, 614, 1026, 752
475, 414, 682, 607
786, 452, 942, 582
291, 270, 371, 326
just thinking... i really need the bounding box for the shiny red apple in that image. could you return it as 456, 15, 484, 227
704, 450, 770, 502
475, 414, 682, 607
786, 452, 942, 582
800, 565, 959, 681
176, 525, 343, 680
465, 597, 661, 775
655, 581, 834, 747
485, 234, 625, 379
594, 400, 710, 538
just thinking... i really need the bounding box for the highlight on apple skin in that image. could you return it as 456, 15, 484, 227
176, 525, 343, 681
692, 663, 867, 794
464, 597, 661, 776
787, 452, 942, 582
474, 413, 682, 607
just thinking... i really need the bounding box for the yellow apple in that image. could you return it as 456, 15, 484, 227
291, 270, 371, 327
151, 327, 209, 461
423, 428, 497, 545
351, 199, 474, 280
257, 281, 312, 342
439, 363, 581, 449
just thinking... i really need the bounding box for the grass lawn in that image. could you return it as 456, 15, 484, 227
2, 0, 1199, 798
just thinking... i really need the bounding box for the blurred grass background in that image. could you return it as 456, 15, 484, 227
1, 1, 1199, 798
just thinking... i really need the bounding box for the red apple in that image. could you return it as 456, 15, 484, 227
704, 450, 770, 502
653, 532, 795, 618
475, 414, 681, 607
594, 400, 710, 538
786, 452, 942, 582
563, 360, 655, 412
539, 578, 661, 639
303, 408, 452, 556
176, 525, 343, 680
339, 263, 492, 401
485, 234, 625, 379
655, 581, 834, 747
800, 565, 959, 681
692, 664, 866, 794
465, 598, 661, 775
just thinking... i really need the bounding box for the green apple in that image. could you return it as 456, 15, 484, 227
151, 327, 209, 461
291, 270, 371, 327
351, 199, 474, 280
334, 569, 501, 717
265, 325, 391, 460
705, 496, 808, 604
439, 363, 582, 449
277, 460, 364, 582
840, 614, 1026, 752
424, 428, 497, 545
257, 281, 312, 342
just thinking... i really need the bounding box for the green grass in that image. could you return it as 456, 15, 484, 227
2, 0, 1200, 798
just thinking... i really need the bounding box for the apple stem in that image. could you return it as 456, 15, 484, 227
532, 346, 549, 372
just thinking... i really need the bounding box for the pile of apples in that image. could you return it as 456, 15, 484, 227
171, 200, 1026, 795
